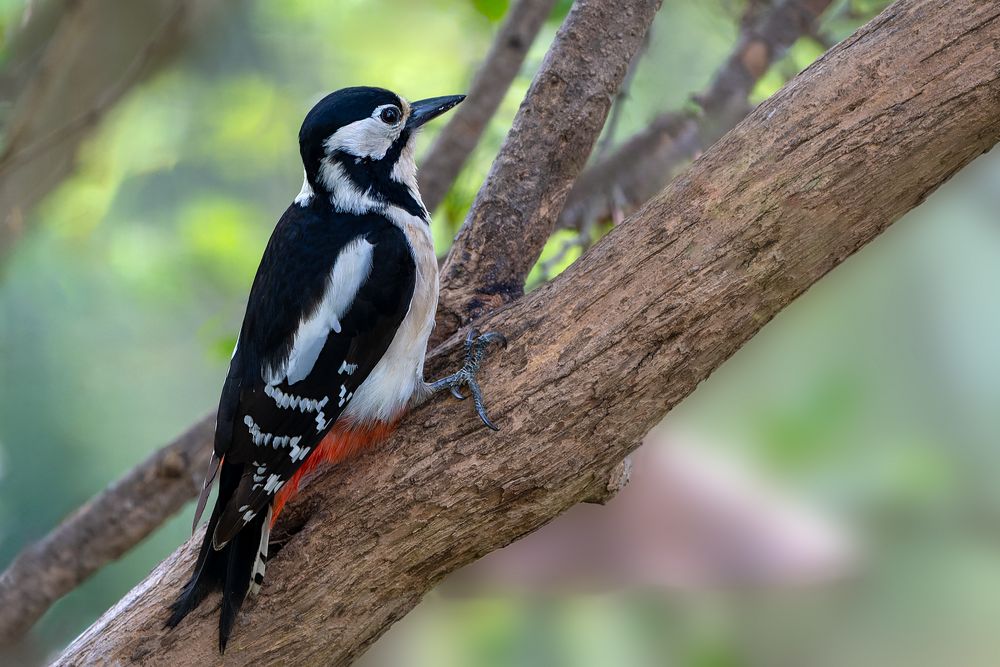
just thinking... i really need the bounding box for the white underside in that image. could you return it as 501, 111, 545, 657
342, 204, 437, 424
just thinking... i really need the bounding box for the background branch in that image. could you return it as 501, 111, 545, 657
557, 0, 834, 234
435, 0, 663, 337
56, 1, 1000, 663
417, 0, 560, 212
0, 0, 230, 266
0, 416, 212, 644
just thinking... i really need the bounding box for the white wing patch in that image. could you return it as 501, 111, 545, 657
264, 237, 375, 385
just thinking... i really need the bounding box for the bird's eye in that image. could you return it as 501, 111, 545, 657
379, 106, 401, 125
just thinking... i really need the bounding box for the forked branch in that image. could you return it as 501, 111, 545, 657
57, 1, 1000, 664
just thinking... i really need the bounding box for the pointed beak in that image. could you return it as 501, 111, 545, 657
406, 94, 465, 129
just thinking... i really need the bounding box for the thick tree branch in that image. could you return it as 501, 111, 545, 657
558, 0, 834, 233
417, 0, 559, 212
0, 0, 658, 643
435, 0, 663, 337
57, 1, 1000, 664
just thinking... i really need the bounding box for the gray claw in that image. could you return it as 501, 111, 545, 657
428, 329, 505, 430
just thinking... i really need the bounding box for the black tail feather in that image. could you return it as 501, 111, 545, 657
166, 462, 269, 652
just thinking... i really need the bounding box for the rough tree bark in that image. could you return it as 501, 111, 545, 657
435, 0, 663, 336
56, 0, 1000, 664
557, 0, 834, 233
418, 0, 560, 212
0, 0, 659, 645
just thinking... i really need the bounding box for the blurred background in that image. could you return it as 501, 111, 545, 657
2, 0, 999, 664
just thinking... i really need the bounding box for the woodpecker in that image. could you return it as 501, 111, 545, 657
166, 86, 503, 651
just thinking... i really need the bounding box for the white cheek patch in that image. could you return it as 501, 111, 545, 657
324, 116, 399, 160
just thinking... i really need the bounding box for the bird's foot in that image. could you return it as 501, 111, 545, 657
429, 329, 506, 430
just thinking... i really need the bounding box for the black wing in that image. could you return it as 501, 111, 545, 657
211, 205, 415, 546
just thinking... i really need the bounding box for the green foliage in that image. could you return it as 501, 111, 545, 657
472, 0, 510, 22
750, 37, 827, 103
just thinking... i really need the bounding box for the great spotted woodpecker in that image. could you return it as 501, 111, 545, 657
166, 87, 503, 650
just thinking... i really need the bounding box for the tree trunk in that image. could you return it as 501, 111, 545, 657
57, 0, 1000, 664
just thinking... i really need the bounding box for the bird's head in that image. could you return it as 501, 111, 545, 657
296, 86, 464, 217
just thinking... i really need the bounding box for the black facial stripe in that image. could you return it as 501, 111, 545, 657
328, 131, 426, 220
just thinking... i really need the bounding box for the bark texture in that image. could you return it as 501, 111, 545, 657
57, 1, 1000, 664
435, 0, 663, 338
418, 0, 559, 212
558, 0, 834, 233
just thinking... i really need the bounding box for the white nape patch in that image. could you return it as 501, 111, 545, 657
318, 159, 383, 215
338, 360, 358, 375
231, 334, 241, 360
250, 506, 273, 595
264, 238, 375, 385
343, 204, 438, 424
294, 172, 314, 207
323, 104, 404, 161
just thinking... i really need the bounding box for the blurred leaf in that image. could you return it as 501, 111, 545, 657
524, 229, 585, 290
177, 196, 267, 290
750, 37, 827, 104
551, 0, 574, 22
471, 0, 509, 22
751, 373, 864, 473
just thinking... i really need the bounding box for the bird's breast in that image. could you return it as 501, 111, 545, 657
341, 207, 438, 424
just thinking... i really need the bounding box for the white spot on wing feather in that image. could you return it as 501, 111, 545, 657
250, 506, 273, 595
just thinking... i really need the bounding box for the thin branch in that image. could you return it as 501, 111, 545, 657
418, 0, 559, 213
0, 0, 230, 267
0, 415, 214, 644
56, 1, 1000, 663
557, 0, 836, 234
536, 30, 651, 284
0, 4, 186, 176
434, 0, 662, 340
